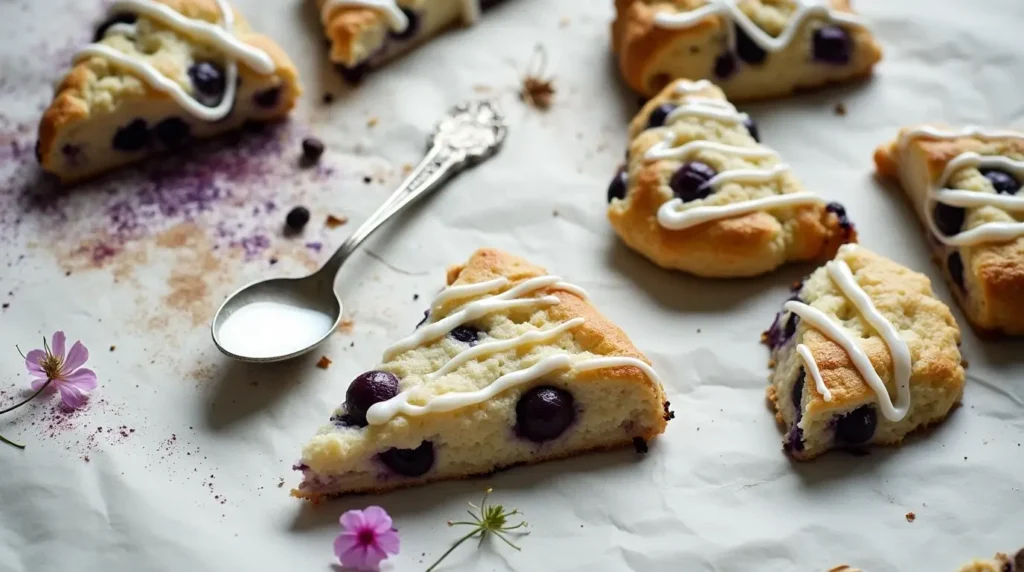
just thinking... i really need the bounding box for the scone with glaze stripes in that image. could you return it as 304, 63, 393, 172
315, 0, 502, 82
763, 245, 964, 460
875, 125, 1024, 336
958, 549, 1024, 572
293, 248, 672, 499
607, 78, 855, 277
38, 0, 300, 183
612, 0, 882, 100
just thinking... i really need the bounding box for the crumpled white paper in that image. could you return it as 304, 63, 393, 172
1, 0, 1023, 570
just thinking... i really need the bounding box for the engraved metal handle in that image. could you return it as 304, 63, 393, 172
314, 100, 508, 284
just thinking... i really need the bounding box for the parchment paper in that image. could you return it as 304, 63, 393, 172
1, 0, 1022, 570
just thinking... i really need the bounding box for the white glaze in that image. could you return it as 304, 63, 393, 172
654, 0, 865, 55
783, 245, 911, 422
674, 79, 713, 94
796, 343, 831, 402
430, 277, 509, 315
73, 0, 275, 123
657, 188, 820, 231
664, 98, 749, 125
645, 138, 779, 162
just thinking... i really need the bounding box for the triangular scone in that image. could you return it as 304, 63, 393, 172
293, 248, 671, 499
875, 125, 1024, 336
607, 79, 855, 277
38, 0, 300, 183
315, 0, 499, 82
763, 245, 964, 460
612, 0, 882, 100
957, 549, 1024, 572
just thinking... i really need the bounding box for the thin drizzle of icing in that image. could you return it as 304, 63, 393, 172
653, 0, 865, 54
364, 274, 660, 426
784, 245, 911, 422
73, 0, 275, 122
898, 126, 1024, 246
646, 138, 779, 162
796, 344, 831, 402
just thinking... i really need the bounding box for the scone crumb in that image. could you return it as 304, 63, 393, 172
402, 163, 414, 176
905, 512, 916, 522
338, 317, 354, 334
663, 401, 675, 421
632, 437, 648, 454
520, 45, 555, 110
325, 214, 348, 228
833, 102, 847, 116
472, 84, 492, 93
316, 356, 332, 369
109, 345, 116, 352
962, 358, 969, 368
829, 566, 861, 572
277, 479, 285, 488
367, 117, 379, 128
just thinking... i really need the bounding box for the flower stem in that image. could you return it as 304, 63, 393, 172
424, 528, 481, 572
0, 433, 24, 450
0, 378, 52, 415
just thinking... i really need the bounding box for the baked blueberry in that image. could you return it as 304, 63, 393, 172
188, 62, 226, 105
812, 26, 852, 65
981, 168, 1020, 195
154, 117, 190, 148
516, 386, 575, 442
449, 325, 480, 344
647, 103, 676, 129
607, 168, 628, 203
792, 369, 805, 411
669, 161, 717, 202
112, 119, 150, 152
344, 370, 400, 427
933, 203, 966, 236
783, 313, 799, 343
744, 117, 760, 142
785, 426, 804, 452
834, 405, 876, 445
390, 7, 420, 40
379, 441, 434, 477
94, 13, 137, 42
253, 86, 281, 109
826, 202, 854, 230
714, 52, 737, 79
285, 206, 310, 231
337, 63, 369, 84
301, 137, 325, 163
735, 24, 767, 65
947, 251, 965, 292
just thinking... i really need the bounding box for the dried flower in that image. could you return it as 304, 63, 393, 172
334, 506, 400, 571
426, 488, 528, 572
520, 45, 555, 110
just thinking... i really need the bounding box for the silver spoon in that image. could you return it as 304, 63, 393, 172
211, 100, 508, 362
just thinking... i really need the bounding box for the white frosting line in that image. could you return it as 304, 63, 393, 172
665, 99, 748, 125
796, 344, 832, 402
74, 0, 275, 123
674, 79, 714, 94
430, 277, 509, 315
645, 138, 778, 162
654, 0, 865, 54
657, 191, 820, 231
321, 0, 410, 32
896, 125, 1024, 153
783, 246, 911, 422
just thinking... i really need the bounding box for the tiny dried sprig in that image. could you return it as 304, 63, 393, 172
519, 45, 555, 110
425, 488, 528, 572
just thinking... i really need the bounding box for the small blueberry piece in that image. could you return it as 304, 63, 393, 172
834, 405, 877, 445
112, 119, 151, 152
933, 203, 966, 236
285, 206, 310, 231
735, 24, 767, 65
669, 161, 717, 202
647, 103, 677, 129
188, 62, 226, 105
792, 369, 805, 411
607, 168, 628, 203
154, 117, 190, 148
981, 168, 1020, 195
516, 386, 575, 442
344, 370, 400, 427
812, 26, 852, 64
714, 52, 737, 79
449, 325, 480, 345
379, 441, 434, 477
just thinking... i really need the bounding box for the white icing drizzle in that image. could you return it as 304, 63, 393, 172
362, 274, 662, 426
665, 97, 749, 125
72, 0, 275, 122
322, 0, 481, 31
658, 188, 821, 231
646, 138, 778, 162
675, 79, 713, 94
796, 344, 831, 402
897, 125, 1024, 246
783, 245, 912, 422
653, 0, 865, 55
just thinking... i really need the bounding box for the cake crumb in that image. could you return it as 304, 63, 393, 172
833, 102, 847, 116
829, 566, 861, 572
367, 117, 379, 128
632, 437, 648, 454
278, 479, 285, 488
338, 317, 354, 334
552, 210, 559, 217
316, 356, 332, 369
472, 84, 492, 93
325, 214, 348, 229
109, 345, 116, 352
905, 512, 916, 522
520, 45, 555, 110
1, 303, 8, 309
401, 163, 414, 176
961, 358, 970, 368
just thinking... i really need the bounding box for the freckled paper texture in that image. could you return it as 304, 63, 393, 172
1, 0, 1023, 570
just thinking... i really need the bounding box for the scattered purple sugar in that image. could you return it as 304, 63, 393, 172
305, 241, 323, 253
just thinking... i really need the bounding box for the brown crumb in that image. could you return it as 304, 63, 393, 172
829, 566, 861, 572
961, 358, 969, 368
277, 479, 285, 488
338, 317, 354, 334
367, 117, 379, 128
316, 356, 332, 369
401, 163, 414, 176
520, 45, 555, 111
109, 345, 116, 352
833, 102, 847, 116
472, 84, 492, 93
558, 16, 570, 28
322, 92, 334, 104
905, 512, 916, 522
552, 210, 559, 217
325, 214, 348, 228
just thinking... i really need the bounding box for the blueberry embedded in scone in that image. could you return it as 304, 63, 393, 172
875, 125, 1024, 336
292, 248, 671, 499
315, 0, 500, 81
38, 0, 301, 183
607, 79, 855, 277
612, 0, 883, 100
764, 245, 964, 460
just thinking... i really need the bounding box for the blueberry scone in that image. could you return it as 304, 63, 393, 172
293, 248, 672, 499
607, 78, 855, 277
612, 0, 883, 100
958, 549, 1024, 572
316, 0, 502, 82
875, 125, 1024, 336
38, 0, 301, 183
764, 245, 964, 460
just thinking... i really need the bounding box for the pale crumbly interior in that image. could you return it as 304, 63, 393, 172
297, 279, 666, 497
881, 131, 1024, 335
625, 0, 881, 100
316, 0, 469, 69
41, 3, 297, 182
608, 79, 849, 277
768, 246, 964, 460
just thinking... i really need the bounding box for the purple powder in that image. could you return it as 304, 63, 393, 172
305, 242, 323, 253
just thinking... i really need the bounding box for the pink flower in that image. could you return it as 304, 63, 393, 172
23, 331, 97, 409
334, 506, 400, 571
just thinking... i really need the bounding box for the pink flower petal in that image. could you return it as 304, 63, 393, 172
375, 528, 400, 555
51, 331, 66, 360
342, 542, 387, 571
334, 532, 360, 561
63, 341, 89, 373
56, 380, 89, 409
24, 349, 46, 375
63, 367, 97, 392
339, 509, 367, 532
31, 377, 56, 393
361, 506, 393, 533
